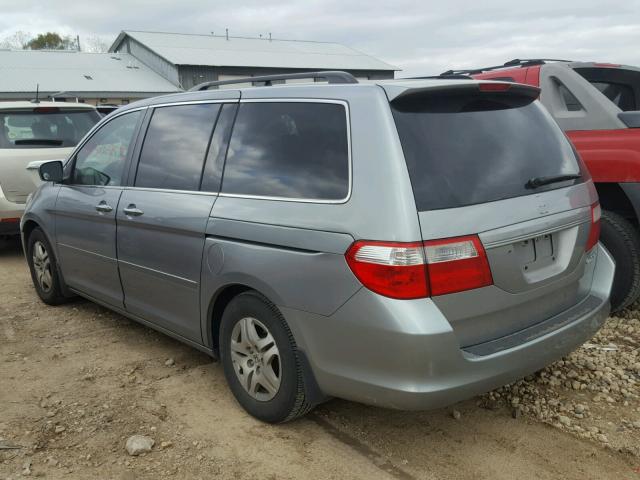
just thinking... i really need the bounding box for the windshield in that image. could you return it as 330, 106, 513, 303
391, 95, 583, 211
0, 109, 101, 149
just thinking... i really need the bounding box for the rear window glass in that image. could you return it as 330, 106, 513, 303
392, 95, 582, 210
221, 102, 349, 200
135, 104, 220, 191
0, 109, 100, 149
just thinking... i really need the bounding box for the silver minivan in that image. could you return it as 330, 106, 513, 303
21, 72, 614, 423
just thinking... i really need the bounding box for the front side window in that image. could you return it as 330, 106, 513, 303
72, 110, 142, 186
135, 104, 220, 191
221, 102, 350, 200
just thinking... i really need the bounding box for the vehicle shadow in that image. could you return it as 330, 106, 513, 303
0, 236, 23, 258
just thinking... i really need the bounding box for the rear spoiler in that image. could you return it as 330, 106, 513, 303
386, 81, 541, 104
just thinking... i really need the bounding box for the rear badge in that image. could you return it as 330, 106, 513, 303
537, 203, 549, 215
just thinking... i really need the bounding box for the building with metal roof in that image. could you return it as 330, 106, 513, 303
0, 50, 181, 105
109, 30, 397, 90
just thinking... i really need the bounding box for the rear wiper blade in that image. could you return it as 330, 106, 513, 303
14, 139, 64, 146
525, 174, 581, 189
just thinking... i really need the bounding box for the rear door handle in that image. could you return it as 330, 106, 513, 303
123, 204, 144, 217
95, 202, 113, 213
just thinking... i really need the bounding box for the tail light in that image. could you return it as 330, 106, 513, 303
585, 202, 601, 251
478, 83, 511, 92
345, 235, 493, 299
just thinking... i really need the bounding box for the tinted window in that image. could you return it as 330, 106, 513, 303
221, 102, 349, 200
72, 110, 141, 186
592, 82, 636, 111
201, 104, 237, 193
135, 104, 220, 191
392, 96, 582, 210
0, 109, 100, 149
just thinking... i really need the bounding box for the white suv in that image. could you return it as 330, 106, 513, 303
0, 101, 100, 237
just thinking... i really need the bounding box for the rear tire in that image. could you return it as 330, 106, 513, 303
26, 228, 68, 305
219, 291, 313, 423
599, 210, 640, 312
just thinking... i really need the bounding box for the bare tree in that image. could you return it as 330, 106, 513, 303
0, 31, 32, 49
82, 36, 110, 53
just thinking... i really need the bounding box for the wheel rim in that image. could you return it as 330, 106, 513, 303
32, 241, 53, 293
230, 317, 281, 401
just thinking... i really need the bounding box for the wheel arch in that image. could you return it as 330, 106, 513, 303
595, 182, 639, 224
207, 283, 253, 357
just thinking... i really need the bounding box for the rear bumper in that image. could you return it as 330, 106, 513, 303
0, 197, 25, 235
284, 243, 614, 410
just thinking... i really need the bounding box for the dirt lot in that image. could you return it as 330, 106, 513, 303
1, 237, 639, 480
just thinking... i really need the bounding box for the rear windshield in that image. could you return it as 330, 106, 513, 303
391, 94, 582, 210
0, 109, 100, 149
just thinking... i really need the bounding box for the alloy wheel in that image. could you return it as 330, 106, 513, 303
32, 241, 53, 293
230, 317, 281, 401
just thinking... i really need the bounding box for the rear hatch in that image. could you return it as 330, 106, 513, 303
0, 106, 100, 203
387, 82, 599, 348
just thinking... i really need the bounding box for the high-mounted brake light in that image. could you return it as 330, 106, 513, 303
585, 202, 601, 251
345, 235, 493, 300
33, 107, 60, 113
478, 83, 511, 92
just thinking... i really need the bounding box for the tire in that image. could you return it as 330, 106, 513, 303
26, 228, 69, 305
599, 210, 640, 312
219, 291, 313, 423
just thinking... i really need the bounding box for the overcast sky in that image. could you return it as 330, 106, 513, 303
1, 0, 639, 77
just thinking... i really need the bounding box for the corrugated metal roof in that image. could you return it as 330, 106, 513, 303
0, 50, 181, 94
111, 31, 398, 71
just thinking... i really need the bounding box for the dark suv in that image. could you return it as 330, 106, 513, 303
444, 59, 640, 311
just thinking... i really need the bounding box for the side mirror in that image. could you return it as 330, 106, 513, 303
38, 160, 64, 183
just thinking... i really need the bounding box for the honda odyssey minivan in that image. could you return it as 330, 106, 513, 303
21, 72, 614, 423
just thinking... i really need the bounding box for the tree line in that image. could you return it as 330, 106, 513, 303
0, 31, 108, 52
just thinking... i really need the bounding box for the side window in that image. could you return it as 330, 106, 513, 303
201, 104, 237, 193
221, 102, 349, 200
135, 103, 220, 191
72, 110, 142, 186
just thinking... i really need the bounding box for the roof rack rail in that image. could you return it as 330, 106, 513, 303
407, 74, 474, 80
189, 70, 358, 91
440, 58, 573, 77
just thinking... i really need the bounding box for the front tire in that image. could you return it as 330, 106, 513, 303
219, 291, 313, 423
599, 210, 640, 312
26, 228, 68, 305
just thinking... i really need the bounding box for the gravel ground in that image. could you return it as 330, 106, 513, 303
1, 237, 639, 479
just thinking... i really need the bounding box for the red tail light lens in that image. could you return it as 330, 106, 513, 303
345, 241, 429, 299
345, 235, 493, 299
424, 235, 493, 296
585, 202, 601, 251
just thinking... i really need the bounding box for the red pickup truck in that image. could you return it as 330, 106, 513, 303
443, 59, 640, 312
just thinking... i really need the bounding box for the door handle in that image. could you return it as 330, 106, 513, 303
123, 204, 144, 217
95, 202, 113, 213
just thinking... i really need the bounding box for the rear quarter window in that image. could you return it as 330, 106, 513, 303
392, 94, 582, 210
220, 102, 350, 201
0, 109, 100, 149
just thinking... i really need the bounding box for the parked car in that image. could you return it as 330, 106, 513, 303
21, 72, 614, 423
0, 101, 101, 237
441, 59, 640, 312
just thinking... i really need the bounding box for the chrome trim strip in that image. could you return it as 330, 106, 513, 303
123, 186, 218, 196
58, 242, 116, 262
483, 218, 589, 249
150, 99, 235, 108
118, 259, 198, 287
221, 98, 352, 205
